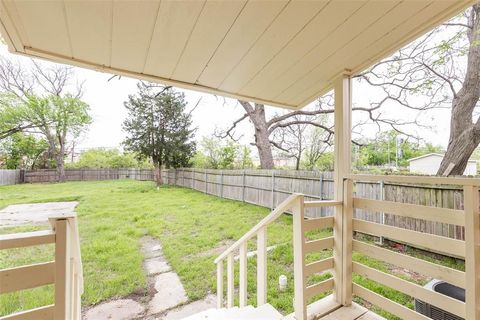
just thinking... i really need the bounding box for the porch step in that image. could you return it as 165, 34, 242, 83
181, 303, 283, 320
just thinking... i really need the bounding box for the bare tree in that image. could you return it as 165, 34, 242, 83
356, 4, 480, 176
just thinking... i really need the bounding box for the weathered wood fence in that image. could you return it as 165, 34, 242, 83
0, 169, 22, 185
22, 168, 154, 183
1, 167, 467, 240
162, 168, 466, 240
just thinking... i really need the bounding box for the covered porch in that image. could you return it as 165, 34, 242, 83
0, 1, 478, 319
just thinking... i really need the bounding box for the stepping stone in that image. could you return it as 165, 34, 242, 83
160, 294, 217, 320
148, 272, 188, 315
83, 299, 145, 320
144, 257, 171, 275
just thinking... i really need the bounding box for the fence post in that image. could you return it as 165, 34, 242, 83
379, 180, 385, 245
192, 168, 195, 190
220, 170, 224, 198
242, 170, 246, 202
205, 169, 208, 194
271, 171, 275, 210
342, 179, 353, 305
464, 185, 480, 320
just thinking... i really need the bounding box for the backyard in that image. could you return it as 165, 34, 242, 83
0, 180, 465, 319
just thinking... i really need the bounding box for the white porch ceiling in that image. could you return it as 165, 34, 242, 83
0, 0, 474, 109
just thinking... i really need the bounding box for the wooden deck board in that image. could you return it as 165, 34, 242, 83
317, 302, 385, 320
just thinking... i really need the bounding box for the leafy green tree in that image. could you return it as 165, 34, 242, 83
67, 148, 152, 169
1, 94, 91, 180
0, 132, 48, 169
123, 83, 196, 184
193, 137, 253, 169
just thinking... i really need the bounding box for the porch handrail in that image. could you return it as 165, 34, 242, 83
348, 173, 480, 186
0, 215, 83, 320
214, 193, 301, 264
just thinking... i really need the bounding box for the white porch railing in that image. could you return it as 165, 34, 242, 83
0, 215, 83, 320
214, 193, 342, 320
215, 175, 480, 320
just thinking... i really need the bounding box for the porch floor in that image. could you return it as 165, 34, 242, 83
316, 302, 384, 320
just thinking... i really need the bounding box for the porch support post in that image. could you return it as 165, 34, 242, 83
333, 73, 352, 305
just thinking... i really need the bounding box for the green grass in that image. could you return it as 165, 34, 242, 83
0, 180, 301, 316
0, 180, 454, 319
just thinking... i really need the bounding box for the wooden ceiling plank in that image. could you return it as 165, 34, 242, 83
64, 1, 112, 66
143, 0, 205, 78
196, 0, 288, 88
110, 0, 160, 72
172, 0, 246, 83
11, 0, 70, 57
273, 1, 400, 103
293, 0, 470, 108
239, 0, 366, 99
218, 0, 328, 94
0, 1, 26, 52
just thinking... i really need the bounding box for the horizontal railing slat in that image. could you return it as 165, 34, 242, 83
305, 237, 334, 254
0, 304, 54, 320
353, 284, 431, 320
0, 230, 55, 250
305, 257, 334, 277
0, 262, 55, 294
304, 200, 342, 208
353, 219, 465, 258
348, 173, 480, 186
304, 217, 334, 232
353, 262, 466, 318
353, 240, 465, 288
305, 278, 334, 300
353, 197, 465, 226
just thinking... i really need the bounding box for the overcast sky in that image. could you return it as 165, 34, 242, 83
0, 44, 453, 154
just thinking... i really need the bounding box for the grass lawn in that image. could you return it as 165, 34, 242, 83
0, 180, 465, 319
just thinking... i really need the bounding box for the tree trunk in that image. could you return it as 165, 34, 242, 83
438, 5, 480, 176
239, 101, 275, 169
154, 162, 162, 186
56, 153, 65, 182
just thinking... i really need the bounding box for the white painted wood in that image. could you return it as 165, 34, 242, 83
353, 262, 466, 318
0, 262, 55, 294
342, 180, 353, 306
227, 253, 234, 308
304, 237, 334, 254
353, 197, 465, 226
303, 200, 342, 208
0, 230, 55, 250
216, 262, 223, 308
256, 226, 267, 306
0, 304, 54, 320
215, 193, 300, 263
349, 173, 480, 186
305, 258, 334, 277
353, 240, 465, 288
305, 278, 334, 300
353, 219, 465, 258
239, 242, 248, 307
292, 195, 306, 320
353, 284, 430, 320
333, 74, 351, 304
303, 217, 334, 232
54, 218, 71, 320
464, 186, 480, 320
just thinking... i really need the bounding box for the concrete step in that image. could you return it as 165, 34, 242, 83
181, 303, 283, 320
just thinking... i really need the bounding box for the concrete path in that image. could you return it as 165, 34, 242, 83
84, 236, 217, 320
0, 202, 78, 227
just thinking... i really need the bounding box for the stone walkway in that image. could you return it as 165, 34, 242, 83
83, 237, 216, 320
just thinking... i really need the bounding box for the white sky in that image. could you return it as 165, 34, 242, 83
0, 44, 453, 153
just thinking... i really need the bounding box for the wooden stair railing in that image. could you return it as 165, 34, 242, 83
214, 193, 342, 320
0, 215, 83, 320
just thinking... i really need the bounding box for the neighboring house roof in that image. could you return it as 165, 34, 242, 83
0, 1, 474, 109
407, 153, 477, 163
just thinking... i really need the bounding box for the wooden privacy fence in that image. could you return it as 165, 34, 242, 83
163, 168, 468, 240
0, 169, 22, 186
23, 168, 154, 183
